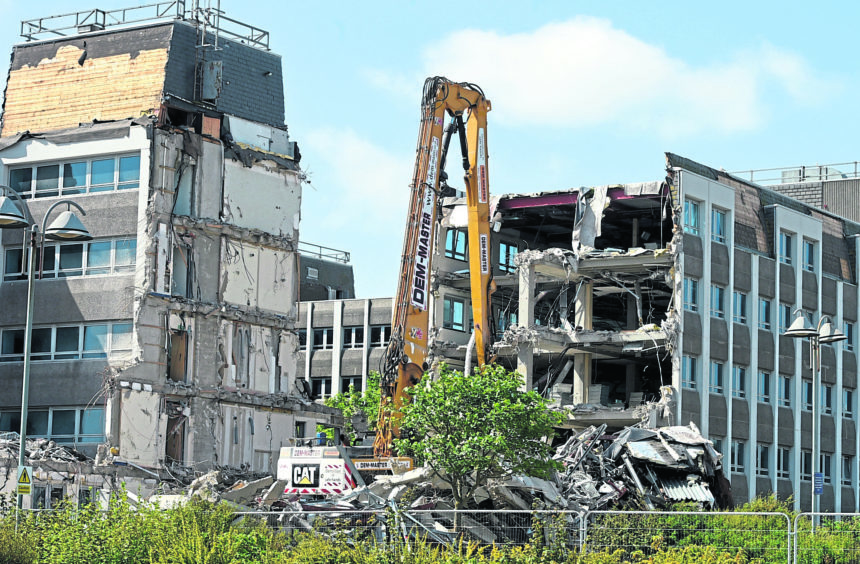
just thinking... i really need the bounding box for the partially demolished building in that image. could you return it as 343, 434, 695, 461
301, 153, 860, 511
0, 6, 340, 505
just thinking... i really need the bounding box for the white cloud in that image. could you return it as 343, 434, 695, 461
377, 17, 837, 137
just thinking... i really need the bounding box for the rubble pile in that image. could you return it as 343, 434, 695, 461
0, 432, 90, 463
554, 422, 730, 510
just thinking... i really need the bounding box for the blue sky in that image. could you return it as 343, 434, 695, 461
1, 1, 859, 297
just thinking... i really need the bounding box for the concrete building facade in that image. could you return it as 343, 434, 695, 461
300, 153, 860, 510
0, 6, 339, 504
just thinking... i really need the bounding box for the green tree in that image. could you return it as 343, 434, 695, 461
395, 363, 563, 512
323, 370, 381, 443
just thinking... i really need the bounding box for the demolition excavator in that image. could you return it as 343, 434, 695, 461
278, 78, 494, 492
373, 77, 496, 458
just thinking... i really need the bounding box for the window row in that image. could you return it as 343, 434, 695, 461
720, 440, 853, 485
682, 280, 856, 351
681, 357, 856, 417
9, 154, 140, 199
682, 200, 728, 244
0, 323, 132, 362
684, 201, 819, 274
298, 325, 392, 351
444, 229, 519, 274
3, 238, 136, 281
0, 406, 105, 444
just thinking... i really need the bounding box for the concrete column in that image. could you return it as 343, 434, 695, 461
517, 262, 535, 391
361, 299, 370, 390
573, 282, 593, 404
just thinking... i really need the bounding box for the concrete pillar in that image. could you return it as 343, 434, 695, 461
517, 262, 535, 391
573, 281, 593, 404
332, 301, 343, 396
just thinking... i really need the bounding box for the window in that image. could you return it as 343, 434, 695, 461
342, 327, 364, 349
310, 377, 332, 398
757, 444, 770, 477
295, 420, 306, 439
710, 361, 724, 394
306, 267, 318, 280
732, 366, 746, 398
730, 440, 746, 473
498, 310, 518, 332
3, 238, 136, 282
0, 406, 104, 444
779, 376, 792, 407
758, 371, 771, 404
710, 285, 725, 319
733, 292, 747, 324
683, 278, 699, 312
341, 376, 362, 393
0, 322, 131, 362
369, 325, 392, 347
822, 384, 833, 415
844, 388, 855, 419
802, 380, 813, 411
779, 231, 793, 265
778, 447, 791, 479
445, 229, 467, 261
821, 453, 832, 484
843, 455, 854, 486
759, 299, 772, 330
443, 296, 466, 331
683, 199, 700, 235
312, 328, 334, 351
297, 329, 307, 347
682, 356, 698, 390
499, 241, 518, 274
801, 450, 813, 481
846, 322, 855, 352
779, 304, 792, 333
711, 437, 723, 457
802, 239, 815, 272
9, 154, 140, 199
711, 208, 727, 243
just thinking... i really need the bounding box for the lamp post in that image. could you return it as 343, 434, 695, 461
784, 312, 846, 528
0, 188, 91, 513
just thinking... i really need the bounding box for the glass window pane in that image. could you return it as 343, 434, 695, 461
115, 239, 136, 267
58, 244, 83, 275
118, 155, 140, 187
31, 327, 52, 355
83, 325, 108, 358
35, 165, 60, 197
1, 330, 24, 356
55, 326, 80, 352
0, 411, 19, 432
9, 168, 32, 195
79, 408, 104, 437
87, 241, 111, 274
27, 411, 49, 436
62, 162, 87, 193
90, 159, 115, 188
4, 249, 23, 276
51, 410, 76, 436
39, 246, 56, 274
112, 323, 133, 352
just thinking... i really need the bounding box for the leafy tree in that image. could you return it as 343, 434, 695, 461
395, 363, 563, 512
323, 371, 381, 443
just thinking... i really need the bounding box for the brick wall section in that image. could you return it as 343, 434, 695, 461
2, 45, 167, 135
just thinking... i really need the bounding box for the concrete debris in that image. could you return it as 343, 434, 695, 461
0, 432, 90, 463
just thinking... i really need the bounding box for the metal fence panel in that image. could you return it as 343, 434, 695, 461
585, 510, 791, 563
794, 512, 860, 564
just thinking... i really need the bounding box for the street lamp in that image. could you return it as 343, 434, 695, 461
0, 187, 91, 512
784, 312, 846, 527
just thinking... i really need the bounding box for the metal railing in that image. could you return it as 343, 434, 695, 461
19, 2, 269, 50
14, 505, 860, 562
730, 161, 860, 185
298, 241, 351, 264
794, 512, 860, 564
